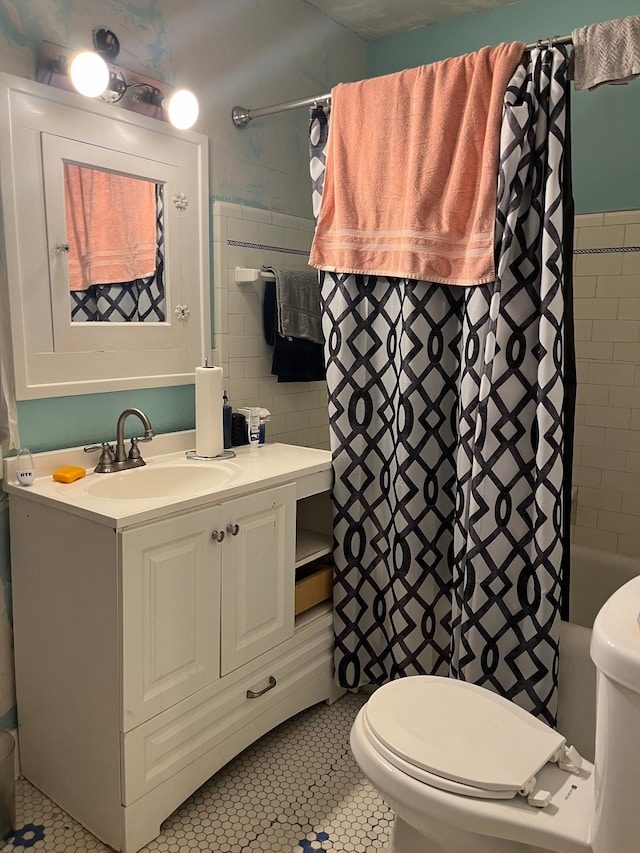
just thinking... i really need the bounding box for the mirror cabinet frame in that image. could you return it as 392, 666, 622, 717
0, 73, 210, 400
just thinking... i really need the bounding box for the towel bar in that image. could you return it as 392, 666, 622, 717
234, 266, 276, 284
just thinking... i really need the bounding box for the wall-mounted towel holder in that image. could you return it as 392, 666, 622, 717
234, 266, 276, 284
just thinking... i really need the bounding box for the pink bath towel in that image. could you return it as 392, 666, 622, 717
310, 42, 525, 286
65, 164, 157, 291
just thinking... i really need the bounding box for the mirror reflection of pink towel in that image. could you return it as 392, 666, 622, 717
64, 164, 157, 291
310, 42, 525, 286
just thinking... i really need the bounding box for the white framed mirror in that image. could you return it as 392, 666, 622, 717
0, 72, 210, 400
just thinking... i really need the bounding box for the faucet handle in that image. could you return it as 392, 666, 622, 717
128, 437, 141, 460
84, 442, 114, 455
84, 442, 116, 474
126, 437, 147, 468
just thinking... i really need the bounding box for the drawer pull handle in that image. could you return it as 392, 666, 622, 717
226, 523, 240, 536
211, 530, 225, 542
246, 676, 277, 699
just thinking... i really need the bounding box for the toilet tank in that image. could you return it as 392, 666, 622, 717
589, 574, 640, 853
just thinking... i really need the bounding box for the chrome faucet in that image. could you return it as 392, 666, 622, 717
84, 408, 155, 473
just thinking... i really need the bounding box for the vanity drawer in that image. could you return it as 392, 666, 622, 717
121, 609, 333, 804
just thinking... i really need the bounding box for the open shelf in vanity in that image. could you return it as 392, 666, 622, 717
295, 527, 332, 567
294, 489, 334, 620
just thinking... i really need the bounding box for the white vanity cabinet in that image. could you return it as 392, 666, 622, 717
7, 445, 339, 853
121, 484, 295, 728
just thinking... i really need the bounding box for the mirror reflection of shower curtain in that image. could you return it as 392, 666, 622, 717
69, 183, 166, 323
312, 46, 573, 726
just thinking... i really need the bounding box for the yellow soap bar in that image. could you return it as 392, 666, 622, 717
52, 465, 86, 484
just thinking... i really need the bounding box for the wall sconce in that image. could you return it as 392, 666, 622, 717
37, 29, 199, 130
68, 49, 110, 97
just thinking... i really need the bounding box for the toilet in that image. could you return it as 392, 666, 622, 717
350, 574, 640, 853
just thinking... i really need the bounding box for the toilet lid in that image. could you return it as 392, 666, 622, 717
364, 676, 566, 795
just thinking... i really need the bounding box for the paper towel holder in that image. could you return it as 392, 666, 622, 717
186, 449, 236, 461
195, 357, 226, 459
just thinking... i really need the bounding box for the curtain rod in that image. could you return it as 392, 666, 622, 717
231, 33, 573, 128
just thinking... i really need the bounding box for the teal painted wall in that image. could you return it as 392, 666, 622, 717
16, 386, 196, 454
367, 0, 640, 215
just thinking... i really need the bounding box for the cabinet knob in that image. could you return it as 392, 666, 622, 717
211, 530, 225, 542
226, 523, 240, 536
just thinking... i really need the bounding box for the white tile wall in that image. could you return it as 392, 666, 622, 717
571, 209, 640, 556
212, 204, 640, 547
212, 201, 329, 450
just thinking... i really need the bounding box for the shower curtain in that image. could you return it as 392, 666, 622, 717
0, 297, 19, 452
311, 46, 572, 726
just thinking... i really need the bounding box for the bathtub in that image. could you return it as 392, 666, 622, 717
557, 544, 640, 762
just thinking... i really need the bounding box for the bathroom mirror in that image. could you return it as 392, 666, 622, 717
0, 72, 210, 399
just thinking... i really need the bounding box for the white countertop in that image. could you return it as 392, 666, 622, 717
3, 432, 332, 529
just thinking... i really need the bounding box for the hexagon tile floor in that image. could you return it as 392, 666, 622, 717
2, 692, 393, 852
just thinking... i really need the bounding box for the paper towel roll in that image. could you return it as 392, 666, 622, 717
195, 365, 224, 458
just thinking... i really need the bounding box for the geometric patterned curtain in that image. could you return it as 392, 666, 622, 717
313, 47, 571, 726
449, 47, 571, 725
70, 183, 166, 323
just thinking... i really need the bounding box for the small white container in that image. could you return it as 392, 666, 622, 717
247, 408, 261, 445
238, 407, 261, 445
16, 448, 35, 486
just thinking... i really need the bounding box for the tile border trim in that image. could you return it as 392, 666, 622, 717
227, 239, 309, 256
574, 246, 640, 255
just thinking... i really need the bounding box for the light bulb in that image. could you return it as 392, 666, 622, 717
165, 89, 199, 130
68, 50, 109, 98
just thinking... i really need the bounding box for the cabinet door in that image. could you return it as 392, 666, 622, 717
121, 505, 223, 730
221, 484, 296, 675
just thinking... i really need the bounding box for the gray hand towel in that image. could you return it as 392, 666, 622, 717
572, 16, 640, 90
263, 266, 323, 345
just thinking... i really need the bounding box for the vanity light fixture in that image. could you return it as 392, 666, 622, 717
165, 89, 199, 130
127, 84, 200, 130
68, 49, 110, 98
37, 29, 200, 130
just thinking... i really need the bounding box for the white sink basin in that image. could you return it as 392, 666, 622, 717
84, 462, 240, 500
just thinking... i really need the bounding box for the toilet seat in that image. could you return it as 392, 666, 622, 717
363, 676, 567, 801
